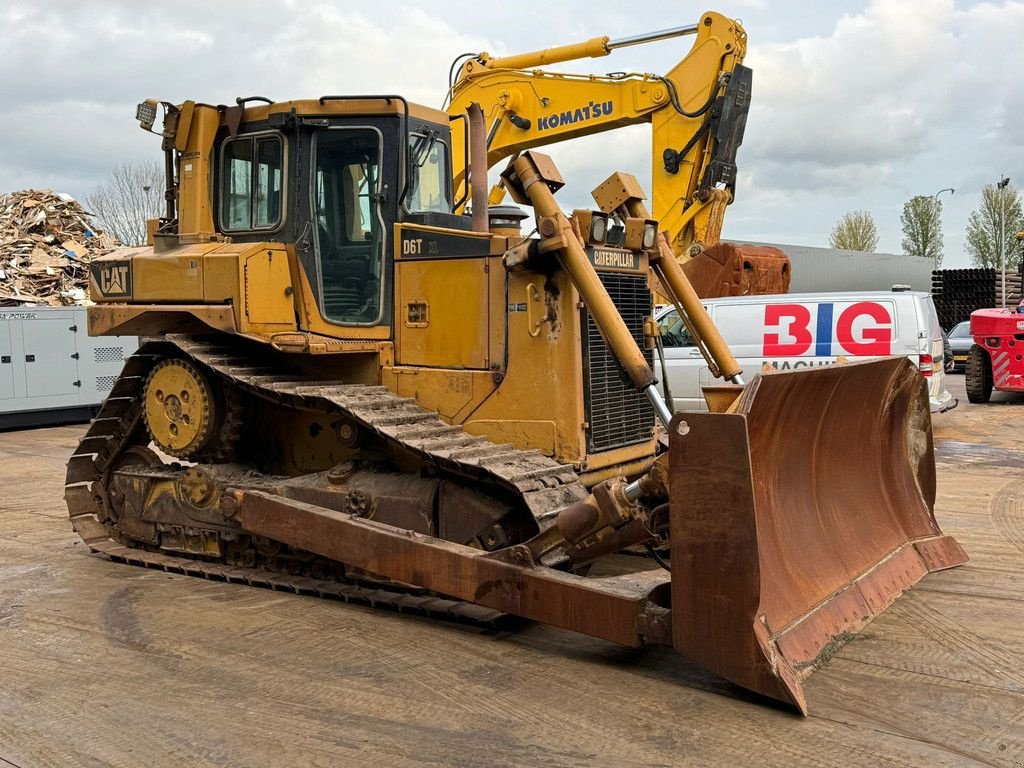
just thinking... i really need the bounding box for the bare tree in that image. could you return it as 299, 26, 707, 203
86, 161, 165, 246
829, 210, 879, 252
900, 196, 944, 267
965, 182, 1024, 269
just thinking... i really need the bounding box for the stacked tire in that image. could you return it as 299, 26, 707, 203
965, 344, 992, 403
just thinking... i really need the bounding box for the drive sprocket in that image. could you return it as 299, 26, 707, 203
143, 358, 220, 458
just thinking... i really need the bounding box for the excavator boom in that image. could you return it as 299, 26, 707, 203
446, 11, 790, 297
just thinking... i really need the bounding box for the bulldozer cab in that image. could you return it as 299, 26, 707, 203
210, 100, 460, 333
89, 98, 471, 345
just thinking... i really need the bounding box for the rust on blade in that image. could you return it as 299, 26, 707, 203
669, 357, 967, 714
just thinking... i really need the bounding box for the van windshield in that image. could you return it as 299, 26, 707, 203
949, 321, 971, 338
657, 311, 695, 347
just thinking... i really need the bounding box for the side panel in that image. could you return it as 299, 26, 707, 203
396, 257, 491, 369
656, 332, 708, 412
0, 319, 14, 400
463, 269, 588, 463
75, 307, 139, 404
131, 254, 205, 301
20, 311, 80, 402
730, 298, 898, 369
242, 247, 295, 329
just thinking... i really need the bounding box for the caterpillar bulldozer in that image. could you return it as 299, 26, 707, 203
69, 86, 966, 715
445, 11, 791, 298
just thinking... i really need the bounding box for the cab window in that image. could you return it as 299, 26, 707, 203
220, 134, 284, 231
313, 128, 384, 325
406, 132, 451, 213
658, 311, 695, 347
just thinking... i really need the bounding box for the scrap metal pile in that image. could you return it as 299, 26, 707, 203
0, 190, 119, 307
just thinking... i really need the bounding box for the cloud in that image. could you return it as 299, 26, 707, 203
0, 2, 495, 196
723, 0, 1024, 260
1, 0, 1023, 265
745, 0, 1024, 182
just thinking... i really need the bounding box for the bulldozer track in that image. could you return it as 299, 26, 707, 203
64, 335, 589, 626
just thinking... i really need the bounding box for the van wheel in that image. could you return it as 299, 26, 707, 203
965, 344, 992, 403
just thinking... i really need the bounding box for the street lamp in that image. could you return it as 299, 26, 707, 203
998, 177, 1010, 307
926, 189, 954, 269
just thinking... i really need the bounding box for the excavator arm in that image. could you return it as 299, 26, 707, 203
447, 11, 790, 297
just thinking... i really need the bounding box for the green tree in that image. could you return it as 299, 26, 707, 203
965, 181, 1024, 269
829, 210, 879, 252
900, 195, 944, 267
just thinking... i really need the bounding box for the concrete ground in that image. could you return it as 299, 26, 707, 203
0, 375, 1022, 767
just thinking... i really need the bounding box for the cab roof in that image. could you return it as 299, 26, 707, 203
234, 97, 448, 126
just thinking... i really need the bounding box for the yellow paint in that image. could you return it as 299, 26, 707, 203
448, 11, 746, 255
396, 258, 490, 369
143, 359, 216, 455
464, 267, 589, 464
94, 93, 662, 481
292, 264, 391, 341
464, 419, 556, 456
386, 368, 496, 421
244, 249, 294, 328
175, 102, 219, 237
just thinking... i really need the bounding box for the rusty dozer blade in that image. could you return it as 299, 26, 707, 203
669, 357, 967, 714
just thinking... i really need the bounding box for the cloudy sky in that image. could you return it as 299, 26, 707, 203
2, 0, 1022, 266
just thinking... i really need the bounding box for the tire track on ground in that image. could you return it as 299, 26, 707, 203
897, 597, 1024, 693
991, 478, 1024, 557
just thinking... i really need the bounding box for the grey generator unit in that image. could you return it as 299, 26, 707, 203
0, 306, 138, 429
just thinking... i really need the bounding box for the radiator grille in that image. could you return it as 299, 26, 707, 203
94, 347, 125, 364
581, 272, 655, 452
96, 375, 116, 392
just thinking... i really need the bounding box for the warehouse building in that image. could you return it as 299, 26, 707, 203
728, 240, 934, 293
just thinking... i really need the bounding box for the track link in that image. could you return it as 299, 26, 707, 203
65, 335, 589, 625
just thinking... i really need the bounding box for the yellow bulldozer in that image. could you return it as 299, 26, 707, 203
446, 11, 791, 297
68, 83, 965, 714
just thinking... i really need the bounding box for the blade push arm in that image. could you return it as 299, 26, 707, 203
447, 11, 748, 255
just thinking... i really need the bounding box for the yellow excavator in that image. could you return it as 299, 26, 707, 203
446, 11, 791, 297
69, 85, 964, 714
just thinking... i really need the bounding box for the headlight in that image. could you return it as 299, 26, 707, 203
136, 100, 158, 131
572, 209, 610, 245
642, 222, 658, 250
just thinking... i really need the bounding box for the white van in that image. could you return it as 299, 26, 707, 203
655, 289, 957, 413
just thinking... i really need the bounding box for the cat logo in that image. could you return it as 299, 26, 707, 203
586, 247, 640, 272
90, 261, 132, 298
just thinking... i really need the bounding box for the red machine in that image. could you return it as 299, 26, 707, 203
965, 302, 1024, 402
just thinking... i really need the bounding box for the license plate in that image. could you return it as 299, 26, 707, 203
954, 355, 967, 361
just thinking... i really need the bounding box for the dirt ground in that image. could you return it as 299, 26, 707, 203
1, 375, 1022, 767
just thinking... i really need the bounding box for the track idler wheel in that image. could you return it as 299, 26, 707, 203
143, 358, 222, 459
